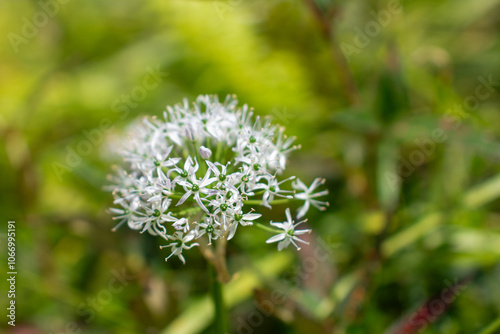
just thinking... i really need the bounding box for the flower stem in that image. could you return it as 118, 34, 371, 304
244, 198, 296, 205
210, 264, 227, 333
478, 316, 500, 334
255, 222, 283, 234
171, 206, 203, 216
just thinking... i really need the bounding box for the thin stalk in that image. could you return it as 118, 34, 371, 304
244, 198, 296, 205
254, 222, 282, 234
168, 193, 192, 200
192, 139, 208, 176
478, 316, 500, 334
210, 264, 227, 334
215, 140, 224, 163
170, 206, 203, 216
197, 220, 231, 283
214, 230, 231, 283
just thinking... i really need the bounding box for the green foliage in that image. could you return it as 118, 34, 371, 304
1, 0, 499, 333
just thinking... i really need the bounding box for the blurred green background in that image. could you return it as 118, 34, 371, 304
1, 0, 500, 333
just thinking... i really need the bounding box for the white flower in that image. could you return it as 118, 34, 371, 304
266, 208, 311, 251
195, 216, 223, 245
206, 161, 232, 188
253, 175, 295, 208
113, 174, 149, 205
209, 187, 242, 228
227, 209, 261, 240
172, 217, 190, 233
235, 164, 259, 196
109, 199, 142, 232
293, 178, 329, 219
269, 127, 298, 170
127, 144, 180, 175
146, 170, 173, 203
199, 146, 212, 159
176, 169, 217, 213
141, 198, 176, 235
170, 156, 199, 186
107, 94, 328, 265
160, 231, 199, 264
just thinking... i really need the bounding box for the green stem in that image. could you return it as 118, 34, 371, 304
168, 193, 191, 200
215, 140, 224, 163
251, 190, 265, 196
254, 222, 282, 234
193, 140, 209, 176
244, 198, 295, 205
210, 264, 227, 333
478, 316, 500, 334
171, 206, 203, 216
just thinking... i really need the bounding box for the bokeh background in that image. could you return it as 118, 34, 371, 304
1, 0, 500, 333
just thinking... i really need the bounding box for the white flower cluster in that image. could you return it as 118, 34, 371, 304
108, 95, 328, 264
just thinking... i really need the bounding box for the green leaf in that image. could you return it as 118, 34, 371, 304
377, 139, 401, 211
161, 252, 293, 334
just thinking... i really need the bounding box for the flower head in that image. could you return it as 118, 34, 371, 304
195, 216, 223, 245
160, 231, 199, 264
266, 208, 311, 251
107, 95, 328, 264
227, 209, 261, 240
293, 178, 329, 219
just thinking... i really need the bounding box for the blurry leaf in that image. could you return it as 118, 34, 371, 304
451, 228, 500, 257
293, 289, 334, 320
477, 316, 500, 334
331, 108, 380, 133
463, 174, 500, 209
439, 140, 470, 200
377, 139, 401, 211
382, 212, 443, 258
374, 49, 409, 125
360, 210, 386, 235
383, 174, 500, 257
330, 271, 360, 310
391, 114, 442, 144
161, 252, 293, 334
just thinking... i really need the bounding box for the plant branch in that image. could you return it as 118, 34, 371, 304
210, 263, 227, 333
198, 233, 231, 284
303, 0, 360, 105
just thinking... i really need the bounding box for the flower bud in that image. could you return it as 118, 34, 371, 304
185, 124, 195, 141
199, 146, 212, 159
